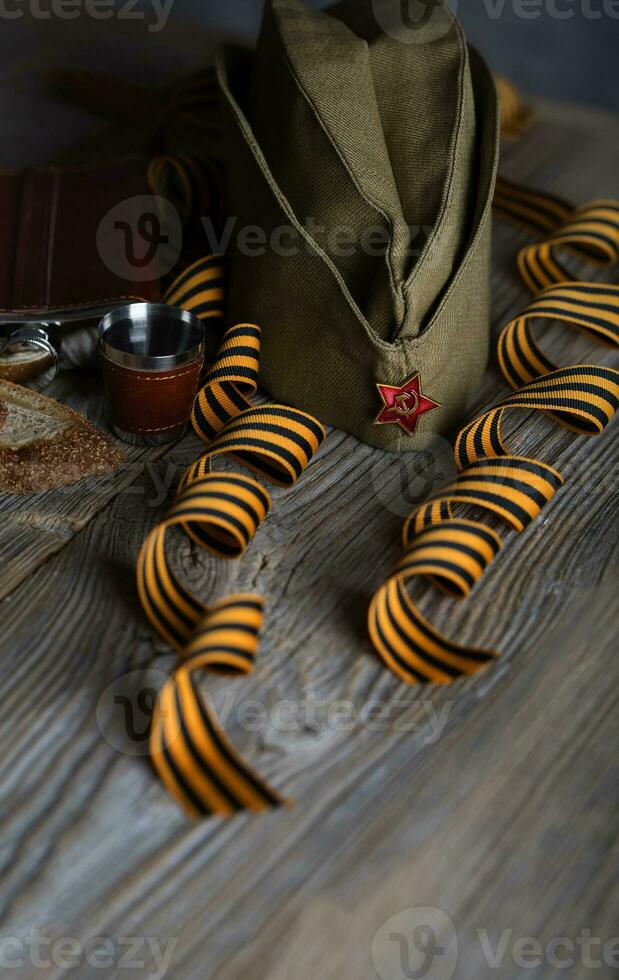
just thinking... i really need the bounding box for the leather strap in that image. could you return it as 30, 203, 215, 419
100, 355, 203, 440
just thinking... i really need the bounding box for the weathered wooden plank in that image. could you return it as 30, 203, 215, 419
0, 370, 184, 600
0, 405, 616, 978
0, 88, 617, 980
2, 99, 617, 599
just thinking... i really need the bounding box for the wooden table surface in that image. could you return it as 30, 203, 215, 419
0, 25, 617, 980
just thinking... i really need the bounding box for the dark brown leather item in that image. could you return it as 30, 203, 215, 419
0, 157, 160, 318
100, 355, 203, 442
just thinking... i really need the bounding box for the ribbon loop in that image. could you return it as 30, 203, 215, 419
498, 284, 619, 392
137, 302, 326, 817
368, 576, 497, 687
138, 174, 619, 814
397, 519, 502, 598
151, 664, 284, 819
162, 253, 225, 323
370, 180, 619, 687
493, 177, 572, 235
192, 323, 261, 441
172, 472, 271, 559
408, 457, 563, 537
510, 196, 619, 294
181, 594, 265, 676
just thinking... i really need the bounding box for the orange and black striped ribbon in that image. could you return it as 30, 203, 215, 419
148, 154, 226, 235
161, 252, 225, 327
137, 291, 325, 817
138, 175, 618, 815
496, 76, 535, 140
369, 179, 619, 685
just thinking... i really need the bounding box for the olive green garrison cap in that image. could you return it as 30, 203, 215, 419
216, 0, 500, 450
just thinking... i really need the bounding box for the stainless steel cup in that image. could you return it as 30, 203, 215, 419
98, 303, 206, 446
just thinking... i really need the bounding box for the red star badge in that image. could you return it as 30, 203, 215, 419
374, 373, 440, 436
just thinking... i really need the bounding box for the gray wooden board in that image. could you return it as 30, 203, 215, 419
0, 80, 618, 980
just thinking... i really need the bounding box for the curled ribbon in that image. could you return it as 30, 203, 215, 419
369, 178, 619, 684
137, 175, 619, 816
137, 301, 325, 817
161, 252, 226, 325
495, 76, 535, 141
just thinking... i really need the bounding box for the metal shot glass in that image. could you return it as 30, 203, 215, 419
0, 323, 60, 389
98, 303, 205, 446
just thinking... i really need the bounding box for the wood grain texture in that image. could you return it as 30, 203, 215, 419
0, 95, 618, 980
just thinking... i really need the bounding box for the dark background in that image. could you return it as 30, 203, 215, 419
0, 0, 616, 168
189, 0, 618, 110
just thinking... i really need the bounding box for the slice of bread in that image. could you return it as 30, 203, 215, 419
0, 380, 124, 495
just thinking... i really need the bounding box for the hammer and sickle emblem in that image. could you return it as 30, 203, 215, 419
375, 372, 440, 435
394, 390, 420, 416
